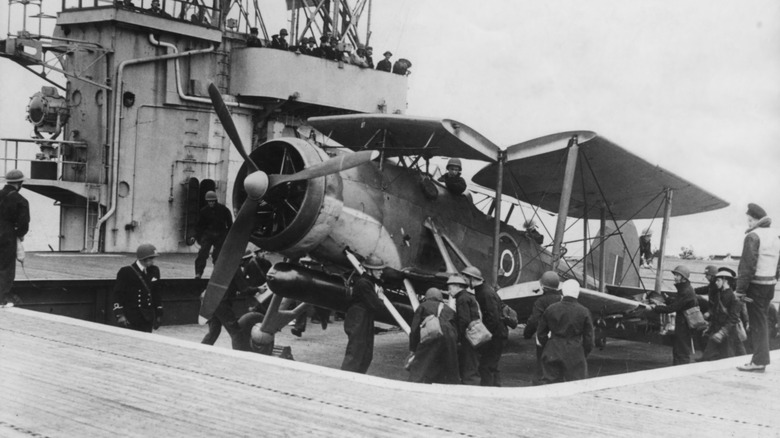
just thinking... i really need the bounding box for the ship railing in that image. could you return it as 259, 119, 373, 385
60, 0, 221, 30
1, 137, 97, 184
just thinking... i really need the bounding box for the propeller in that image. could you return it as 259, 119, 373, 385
199, 84, 377, 323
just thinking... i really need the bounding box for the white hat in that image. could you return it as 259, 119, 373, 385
561, 279, 580, 299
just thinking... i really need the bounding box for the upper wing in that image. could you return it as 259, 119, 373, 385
308, 114, 500, 163
472, 133, 729, 219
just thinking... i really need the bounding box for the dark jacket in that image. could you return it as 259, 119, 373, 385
0, 184, 30, 267
474, 283, 508, 339
523, 288, 562, 339
709, 287, 741, 334
537, 296, 595, 382
341, 274, 383, 373
408, 300, 459, 384
112, 263, 163, 331
195, 203, 233, 239
437, 173, 467, 195
654, 281, 698, 327
376, 58, 392, 72
454, 288, 480, 342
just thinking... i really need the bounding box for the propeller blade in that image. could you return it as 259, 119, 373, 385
207, 83, 259, 173
268, 150, 378, 188
199, 198, 258, 322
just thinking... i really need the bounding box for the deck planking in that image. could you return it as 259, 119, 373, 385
1, 308, 778, 437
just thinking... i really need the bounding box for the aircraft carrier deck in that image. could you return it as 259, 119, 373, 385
2, 307, 779, 437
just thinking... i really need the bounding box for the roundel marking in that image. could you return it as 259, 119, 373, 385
496, 232, 522, 288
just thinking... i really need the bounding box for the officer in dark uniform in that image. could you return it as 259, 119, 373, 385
247, 27, 263, 47
0, 169, 29, 308
462, 266, 507, 386
650, 265, 698, 365
537, 279, 594, 383
341, 255, 385, 373
193, 191, 233, 279
376, 51, 392, 72
113, 244, 163, 333
437, 158, 467, 195
523, 271, 562, 382
449, 274, 481, 385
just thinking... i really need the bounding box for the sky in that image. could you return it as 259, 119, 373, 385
2, 0, 780, 256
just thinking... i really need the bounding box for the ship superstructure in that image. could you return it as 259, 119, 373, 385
1, 0, 406, 252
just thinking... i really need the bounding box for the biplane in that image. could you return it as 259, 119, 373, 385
200, 83, 729, 350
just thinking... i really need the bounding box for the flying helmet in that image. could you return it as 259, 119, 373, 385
205, 191, 217, 201
461, 266, 483, 282
539, 271, 560, 290
671, 265, 690, 281
561, 279, 580, 298
363, 254, 385, 270
446, 157, 462, 171
136, 243, 158, 261
5, 169, 25, 183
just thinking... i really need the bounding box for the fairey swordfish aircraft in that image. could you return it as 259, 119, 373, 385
199, 83, 728, 352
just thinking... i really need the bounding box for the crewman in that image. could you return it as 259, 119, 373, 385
376, 51, 392, 72
341, 255, 385, 373
407, 288, 460, 384
365, 46, 375, 68
536, 279, 594, 383
350, 44, 369, 68
272, 28, 289, 50
148, 0, 170, 17
247, 27, 263, 47
650, 265, 698, 365
639, 228, 654, 268
699, 269, 741, 361
524, 219, 544, 245
392, 58, 412, 75
735, 203, 780, 372
523, 271, 562, 382
193, 191, 233, 279
437, 158, 467, 195
201, 250, 263, 346
113, 244, 163, 333
462, 266, 507, 386
694, 265, 718, 318
448, 274, 480, 385
313, 35, 336, 60
0, 169, 29, 308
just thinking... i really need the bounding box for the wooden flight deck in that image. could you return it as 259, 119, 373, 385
1, 307, 778, 437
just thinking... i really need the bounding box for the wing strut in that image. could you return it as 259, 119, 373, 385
344, 250, 411, 334
551, 135, 580, 268
491, 150, 505, 286
423, 217, 458, 273
652, 188, 674, 295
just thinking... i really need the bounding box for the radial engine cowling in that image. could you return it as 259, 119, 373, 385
232, 138, 344, 257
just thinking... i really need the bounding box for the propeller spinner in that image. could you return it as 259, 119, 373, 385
199, 83, 376, 322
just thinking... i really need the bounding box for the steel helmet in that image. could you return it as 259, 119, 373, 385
671, 265, 690, 281
642, 228, 653, 236
539, 271, 560, 290
447, 274, 468, 286
136, 243, 158, 260
461, 266, 483, 282
446, 157, 462, 171
363, 254, 385, 270
703, 265, 718, 277
279, 28, 288, 36
561, 279, 580, 298
715, 270, 734, 279
205, 191, 217, 201
4, 169, 25, 183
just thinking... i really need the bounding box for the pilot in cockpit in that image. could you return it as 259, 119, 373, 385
437, 158, 467, 195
